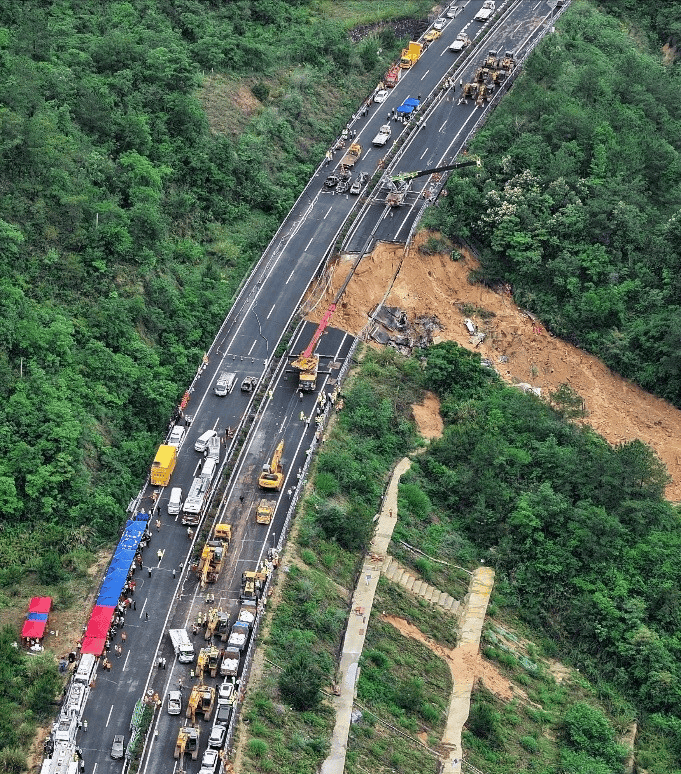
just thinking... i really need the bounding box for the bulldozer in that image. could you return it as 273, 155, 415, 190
174, 726, 199, 761
216, 611, 230, 642
476, 83, 490, 108
255, 498, 274, 524
258, 440, 284, 491
240, 567, 268, 602
483, 49, 499, 69
205, 608, 221, 641
186, 684, 215, 723
459, 82, 478, 103
197, 646, 219, 679
500, 50, 515, 73
214, 523, 232, 544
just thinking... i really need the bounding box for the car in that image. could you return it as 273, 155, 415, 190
433, 18, 446, 30
373, 89, 389, 103
167, 690, 182, 715
324, 174, 339, 188
217, 682, 234, 704
167, 425, 185, 447
240, 376, 257, 392
201, 749, 220, 773
358, 172, 369, 185
215, 702, 232, 727
350, 179, 362, 195
446, 4, 460, 17
110, 735, 125, 760
336, 177, 351, 194
449, 32, 470, 52
208, 724, 227, 749
424, 29, 441, 42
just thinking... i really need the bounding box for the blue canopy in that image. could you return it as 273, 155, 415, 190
397, 97, 420, 115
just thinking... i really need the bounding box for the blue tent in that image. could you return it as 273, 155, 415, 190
397, 97, 420, 115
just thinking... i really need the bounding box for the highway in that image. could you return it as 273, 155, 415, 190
59, 3, 569, 774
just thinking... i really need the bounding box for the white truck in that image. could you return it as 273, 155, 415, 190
219, 647, 241, 678
214, 371, 237, 397
474, 0, 495, 22
227, 621, 250, 652
206, 435, 221, 463
372, 124, 392, 147
182, 476, 208, 523
169, 629, 195, 663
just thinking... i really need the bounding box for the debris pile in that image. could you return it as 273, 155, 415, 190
369, 305, 442, 354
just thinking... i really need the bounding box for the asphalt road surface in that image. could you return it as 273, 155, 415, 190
75, 3, 564, 773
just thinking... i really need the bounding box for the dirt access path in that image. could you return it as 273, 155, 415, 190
308, 235, 681, 501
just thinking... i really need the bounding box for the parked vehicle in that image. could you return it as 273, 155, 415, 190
373, 89, 389, 103
167, 487, 183, 515
168, 629, 195, 663
372, 124, 392, 147
150, 444, 177, 486
110, 736, 125, 760
167, 690, 182, 715
208, 724, 226, 749
194, 429, 217, 453
214, 371, 237, 396
400, 41, 423, 68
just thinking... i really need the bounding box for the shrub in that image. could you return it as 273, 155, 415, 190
520, 735, 539, 753
562, 702, 626, 769
247, 738, 268, 758
467, 700, 504, 750
279, 652, 324, 711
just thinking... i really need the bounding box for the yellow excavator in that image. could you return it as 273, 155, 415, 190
204, 608, 221, 641
258, 440, 284, 491
174, 726, 199, 761
186, 684, 215, 723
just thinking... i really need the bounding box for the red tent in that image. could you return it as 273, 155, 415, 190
28, 597, 52, 614
84, 605, 115, 639
80, 636, 106, 656
21, 597, 51, 640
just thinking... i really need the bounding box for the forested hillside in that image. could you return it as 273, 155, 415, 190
0, 0, 423, 571
424, 1, 681, 407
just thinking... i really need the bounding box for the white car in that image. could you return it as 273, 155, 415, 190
433, 18, 446, 30
446, 4, 460, 17
374, 89, 389, 103
217, 683, 234, 704
201, 749, 220, 774
208, 724, 226, 749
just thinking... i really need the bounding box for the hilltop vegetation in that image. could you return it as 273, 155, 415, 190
0, 0, 428, 570
424, 1, 681, 407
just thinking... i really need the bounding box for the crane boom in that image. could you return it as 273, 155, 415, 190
301, 303, 336, 360
390, 157, 480, 183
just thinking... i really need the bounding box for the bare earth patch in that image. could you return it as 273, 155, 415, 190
198, 75, 261, 136
412, 391, 444, 440
308, 234, 681, 501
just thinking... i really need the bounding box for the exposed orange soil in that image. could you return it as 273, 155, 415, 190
309, 234, 681, 501
411, 391, 444, 440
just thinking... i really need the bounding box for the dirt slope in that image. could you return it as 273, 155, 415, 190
309, 234, 681, 501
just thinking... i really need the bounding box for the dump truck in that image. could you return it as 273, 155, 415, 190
227, 621, 250, 653
255, 499, 274, 524
238, 600, 257, 628
258, 440, 284, 491
474, 0, 495, 22
220, 647, 241, 678
186, 684, 215, 723
384, 64, 399, 87
400, 41, 423, 69
372, 124, 392, 147
340, 142, 362, 171
216, 611, 230, 642
169, 629, 195, 663
197, 540, 226, 587
240, 568, 268, 602
174, 726, 199, 761
150, 444, 177, 486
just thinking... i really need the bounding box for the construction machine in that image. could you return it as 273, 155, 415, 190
205, 609, 221, 641
499, 50, 515, 73
174, 726, 199, 761
214, 523, 232, 544
216, 611, 230, 642
186, 684, 215, 723
197, 538, 227, 588
240, 567, 268, 602
255, 498, 274, 524
384, 158, 481, 206
476, 83, 490, 107
258, 441, 284, 491
196, 647, 210, 679
484, 49, 499, 69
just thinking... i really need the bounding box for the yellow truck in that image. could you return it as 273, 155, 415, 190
340, 142, 362, 171
150, 444, 177, 486
400, 41, 423, 69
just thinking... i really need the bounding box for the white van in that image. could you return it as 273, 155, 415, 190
214, 371, 237, 397
195, 429, 217, 453
167, 487, 183, 515
168, 426, 185, 448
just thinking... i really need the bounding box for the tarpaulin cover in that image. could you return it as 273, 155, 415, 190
29, 597, 52, 613
85, 605, 115, 638
397, 97, 420, 114
80, 636, 106, 656
22, 619, 47, 638
404, 97, 420, 107
27, 612, 48, 621
97, 567, 130, 606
